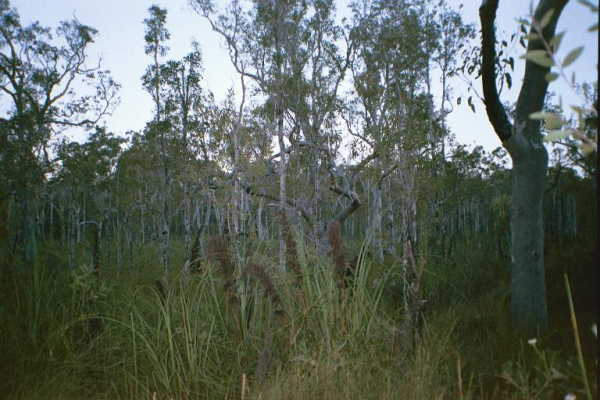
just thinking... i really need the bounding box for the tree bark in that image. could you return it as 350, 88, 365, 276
277, 113, 287, 271
507, 134, 548, 331
371, 182, 384, 261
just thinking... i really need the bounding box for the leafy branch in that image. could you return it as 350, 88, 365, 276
521, 0, 598, 154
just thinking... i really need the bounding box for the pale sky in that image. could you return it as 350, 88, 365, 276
8, 0, 599, 153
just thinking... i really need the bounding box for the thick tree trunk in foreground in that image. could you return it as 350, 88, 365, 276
480, 0, 567, 333
506, 134, 548, 331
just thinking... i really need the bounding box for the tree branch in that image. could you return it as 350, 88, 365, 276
479, 0, 513, 141
241, 182, 313, 226
514, 0, 568, 134
332, 189, 361, 224
376, 162, 398, 188
350, 149, 379, 180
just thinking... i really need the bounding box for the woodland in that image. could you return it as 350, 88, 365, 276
0, 0, 597, 399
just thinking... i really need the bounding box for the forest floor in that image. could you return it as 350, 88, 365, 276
0, 238, 597, 400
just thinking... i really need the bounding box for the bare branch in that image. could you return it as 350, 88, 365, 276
376, 162, 398, 188
47, 118, 96, 127
242, 182, 313, 226
350, 149, 379, 180
332, 190, 361, 224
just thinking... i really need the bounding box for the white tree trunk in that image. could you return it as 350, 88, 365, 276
277, 115, 287, 271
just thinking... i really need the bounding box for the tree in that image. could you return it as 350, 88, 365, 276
0, 0, 119, 263
141, 5, 217, 278
193, 0, 369, 265
142, 4, 172, 280
479, 0, 568, 333
52, 127, 125, 268
349, 0, 467, 259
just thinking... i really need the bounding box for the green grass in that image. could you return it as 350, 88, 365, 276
0, 238, 596, 399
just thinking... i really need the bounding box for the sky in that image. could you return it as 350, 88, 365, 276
6, 0, 599, 154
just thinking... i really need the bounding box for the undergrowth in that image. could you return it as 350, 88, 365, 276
0, 237, 596, 399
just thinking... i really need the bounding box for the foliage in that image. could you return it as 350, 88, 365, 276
0, 0, 119, 263
0, 0, 596, 398
522, 1, 598, 155
1, 236, 596, 399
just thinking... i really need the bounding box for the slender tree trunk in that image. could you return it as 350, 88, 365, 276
257, 198, 266, 240
183, 182, 192, 255
277, 113, 287, 271
371, 182, 384, 261
140, 187, 146, 244
160, 190, 170, 281
203, 191, 212, 235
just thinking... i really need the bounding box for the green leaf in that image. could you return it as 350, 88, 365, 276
563, 46, 584, 67
539, 9, 554, 29
505, 72, 512, 89
522, 50, 554, 67
527, 33, 539, 41
468, 96, 475, 113
545, 72, 559, 82
519, 37, 527, 48
530, 111, 563, 129
577, 0, 599, 12
588, 23, 599, 32
549, 31, 565, 52
517, 18, 530, 27
545, 114, 564, 130
529, 111, 555, 120
580, 143, 596, 155
457, 97, 461, 105
544, 129, 573, 142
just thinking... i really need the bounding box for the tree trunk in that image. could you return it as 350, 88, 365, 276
479, 0, 566, 333
22, 194, 37, 264
277, 114, 287, 271
183, 183, 192, 253
371, 183, 384, 261
257, 198, 266, 241
183, 182, 193, 276
160, 189, 170, 282
507, 136, 548, 332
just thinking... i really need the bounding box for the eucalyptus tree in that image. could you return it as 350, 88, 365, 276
52, 127, 124, 267
193, 0, 374, 267
142, 5, 171, 277
347, 0, 439, 258
162, 42, 216, 265
426, 0, 476, 161
113, 132, 158, 262
344, 0, 438, 342
0, 0, 119, 263
141, 4, 175, 279
479, 0, 568, 333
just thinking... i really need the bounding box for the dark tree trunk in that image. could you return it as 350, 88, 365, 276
507, 135, 548, 331
480, 0, 567, 334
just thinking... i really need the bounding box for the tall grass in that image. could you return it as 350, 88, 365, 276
0, 237, 595, 399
